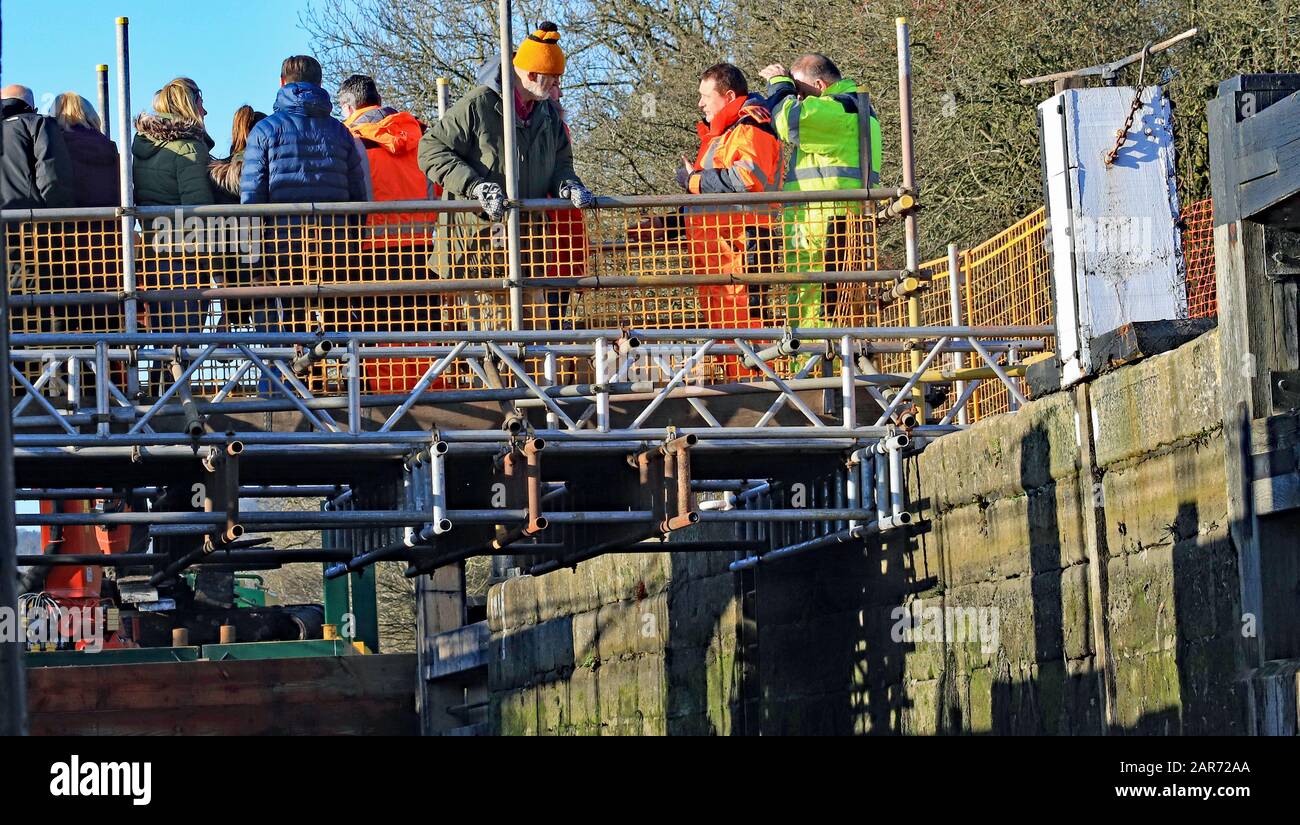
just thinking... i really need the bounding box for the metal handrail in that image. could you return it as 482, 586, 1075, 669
0, 188, 903, 223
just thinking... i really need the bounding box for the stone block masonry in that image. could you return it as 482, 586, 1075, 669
487, 329, 1255, 734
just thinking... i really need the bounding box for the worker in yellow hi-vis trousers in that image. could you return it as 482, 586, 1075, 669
761, 54, 882, 330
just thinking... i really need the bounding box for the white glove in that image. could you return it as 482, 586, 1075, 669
558, 180, 596, 209
472, 181, 507, 221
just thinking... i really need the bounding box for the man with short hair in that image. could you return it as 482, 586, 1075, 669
337, 74, 381, 115
239, 57, 370, 333
338, 74, 442, 388
675, 63, 783, 378
1, 84, 74, 209
240, 55, 368, 204
339, 73, 436, 237
761, 54, 882, 329
418, 21, 595, 330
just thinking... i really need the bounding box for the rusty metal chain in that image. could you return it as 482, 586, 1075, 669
1104, 43, 1152, 166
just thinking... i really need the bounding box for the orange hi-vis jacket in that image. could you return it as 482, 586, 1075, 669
688, 96, 783, 200
683, 94, 783, 340
345, 105, 440, 247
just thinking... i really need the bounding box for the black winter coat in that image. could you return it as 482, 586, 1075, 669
61, 124, 120, 207
1, 98, 74, 209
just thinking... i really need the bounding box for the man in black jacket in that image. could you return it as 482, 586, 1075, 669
4, 84, 77, 343
1, 85, 74, 209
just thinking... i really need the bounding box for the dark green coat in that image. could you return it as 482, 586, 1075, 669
417, 79, 577, 201
131, 113, 215, 206
418, 67, 584, 291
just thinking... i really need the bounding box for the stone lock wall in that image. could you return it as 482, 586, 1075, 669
487, 550, 743, 735
1088, 330, 1246, 733
487, 330, 1251, 734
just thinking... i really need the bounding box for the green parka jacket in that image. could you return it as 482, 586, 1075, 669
132, 112, 215, 206
418, 59, 584, 303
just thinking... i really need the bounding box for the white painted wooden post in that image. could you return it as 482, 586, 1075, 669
1038, 86, 1185, 386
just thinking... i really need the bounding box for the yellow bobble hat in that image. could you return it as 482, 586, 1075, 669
513, 21, 566, 76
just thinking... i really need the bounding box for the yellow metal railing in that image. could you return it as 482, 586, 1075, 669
962, 207, 1053, 419
4, 198, 885, 397
3, 199, 1064, 421
864, 207, 1052, 421
15, 198, 1232, 426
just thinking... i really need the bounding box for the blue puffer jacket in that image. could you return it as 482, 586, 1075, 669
240, 82, 368, 203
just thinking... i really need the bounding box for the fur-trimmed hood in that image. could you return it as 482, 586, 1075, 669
130, 111, 217, 206
132, 112, 213, 160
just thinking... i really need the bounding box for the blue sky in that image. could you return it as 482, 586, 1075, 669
5, 0, 314, 516
3, 0, 315, 157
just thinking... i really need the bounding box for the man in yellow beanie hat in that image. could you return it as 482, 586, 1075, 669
514, 20, 567, 79
419, 21, 595, 330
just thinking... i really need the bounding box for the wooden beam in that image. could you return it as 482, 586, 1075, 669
1211, 75, 1300, 669
1209, 75, 1300, 225
1020, 28, 1199, 87
1235, 91, 1300, 224
425, 621, 488, 681
27, 654, 417, 735
1253, 472, 1300, 516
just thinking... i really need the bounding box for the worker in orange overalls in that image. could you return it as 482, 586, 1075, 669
339, 74, 443, 391
676, 63, 783, 380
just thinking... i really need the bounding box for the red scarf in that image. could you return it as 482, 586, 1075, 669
513, 86, 535, 121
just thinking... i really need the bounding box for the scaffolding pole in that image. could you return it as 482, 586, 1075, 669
896, 17, 923, 417
0, 26, 25, 731
498, 0, 524, 331
115, 17, 139, 398
948, 244, 969, 426
96, 63, 110, 139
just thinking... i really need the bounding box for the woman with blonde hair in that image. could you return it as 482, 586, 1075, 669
50, 92, 118, 207
209, 104, 266, 204
132, 77, 214, 342
132, 77, 214, 205
45, 93, 122, 337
